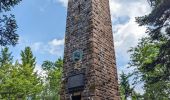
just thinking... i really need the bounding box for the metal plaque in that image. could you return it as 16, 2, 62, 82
72, 50, 83, 62
67, 74, 85, 92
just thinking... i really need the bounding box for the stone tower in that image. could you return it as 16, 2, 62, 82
61, 0, 120, 99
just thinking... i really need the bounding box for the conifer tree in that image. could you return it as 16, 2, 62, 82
119, 72, 133, 100
136, 0, 170, 84
133, 0, 170, 98
129, 37, 169, 99
0, 0, 22, 46
17, 47, 43, 99
0, 47, 16, 99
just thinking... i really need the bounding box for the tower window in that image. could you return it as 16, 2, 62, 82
78, 4, 81, 13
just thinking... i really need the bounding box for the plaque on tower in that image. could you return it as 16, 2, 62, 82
72, 50, 83, 62
67, 74, 85, 93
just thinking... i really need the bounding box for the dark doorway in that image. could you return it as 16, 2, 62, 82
72, 95, 81, 100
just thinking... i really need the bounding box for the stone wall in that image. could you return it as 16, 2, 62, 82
61, 0, 120, 99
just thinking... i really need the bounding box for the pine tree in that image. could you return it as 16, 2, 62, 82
119, 72, 133, 100
134, 0, 170, 98
16, 47, 43, 99
0, 47, 16, 99
0, 0, 22, 46
136, 0, 170, 85
129, 37, 169, 99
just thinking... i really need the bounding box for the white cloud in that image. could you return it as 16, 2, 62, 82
48, 38, 64, 46
110, 0, 150, 18
31, 38, 64, 57
110, 0, 151, 65
114, 18, 147, 64
48, 38, 64, 55
110, 1, 150, 94
57, 0, 68, 7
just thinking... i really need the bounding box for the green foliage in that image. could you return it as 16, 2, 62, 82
129, 37, 160, 75
129, 37, 169, 99
0, 47, 15, 99
0, 47, 13, 66
0, 0, 22, 46
17, 47, 43, 99
0, 47, 62, 99
20, 47, 36, 67
0, 15, 19, 46
0, 47, 43, 99
119, 72, 133, 100
143, 81, 170, 100
41, 58, 63, 100
134, 0, 170, 98
136, 0, 170, 83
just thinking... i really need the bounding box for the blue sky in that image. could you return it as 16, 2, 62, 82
10, 0, 67, 64
8, 0, 151, 92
